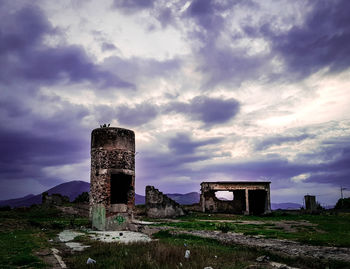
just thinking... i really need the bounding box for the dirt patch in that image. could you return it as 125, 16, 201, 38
172, 230, 350, 263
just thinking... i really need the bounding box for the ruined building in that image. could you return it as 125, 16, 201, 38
304, 195, 317, 212
200, 182, 271, 215
145, 186, 185, 218
90, 127, 135, 230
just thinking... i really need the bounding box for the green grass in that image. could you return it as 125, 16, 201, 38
0, 205, 91, 268
64, 230, 349, 269
156, 212, 350, 247
65, 231, 260, 269
0, 229, 47, 268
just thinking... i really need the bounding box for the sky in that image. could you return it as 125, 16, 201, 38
1, 0, 350, 205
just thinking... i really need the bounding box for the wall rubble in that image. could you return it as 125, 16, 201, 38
145, 186, 185, 218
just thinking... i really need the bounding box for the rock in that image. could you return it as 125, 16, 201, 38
87, 257, 96, 264
256, 255, 270, 262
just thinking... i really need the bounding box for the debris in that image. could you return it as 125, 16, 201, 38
179, 262, 183, 267
65, 242, 90, 252
119, 232, 123, 236
185, 250, 190, 259
87, 257, 96, 264
214, 255, 217, 259
184, 243, 187, 247
51, 248, 67, 268
204, 267, 214, 269
256, 255, 270, 262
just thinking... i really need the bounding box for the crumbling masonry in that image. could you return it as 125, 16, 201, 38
200, 182, 271, 215
90, 127, 135, 230
146, 186, 185, 218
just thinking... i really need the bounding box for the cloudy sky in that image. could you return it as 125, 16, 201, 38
1, 0, 350, 205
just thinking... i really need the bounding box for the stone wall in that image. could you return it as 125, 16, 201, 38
145, 186, 185, 218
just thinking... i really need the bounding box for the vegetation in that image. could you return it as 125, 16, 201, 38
335, 197, 350, 210
64, 230, 348, 269
1, 207, 350, 268
0, 206, 90, 268
73, 191, 89, 203
154, 212, 350, 247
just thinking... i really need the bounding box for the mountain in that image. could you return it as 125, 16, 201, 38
271, 202, 302, 210
135, 193, 145, 205
0, 180, 89, 208
166, 192, 200, 205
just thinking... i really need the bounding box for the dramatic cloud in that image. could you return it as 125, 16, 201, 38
1, 0, 349, 205
255, 134, 315, 151
0, 4, 133, 88
167, 96, 240, 127
168, 133, 223, 155
259, 0, 350, 79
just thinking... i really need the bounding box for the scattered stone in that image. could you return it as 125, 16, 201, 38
171, 230, 350, 263
89, 231, 151, 243
256, 255, 270, 262
65, 242, 89, 252
51, 248, 67, 268
58, 230, 84, 242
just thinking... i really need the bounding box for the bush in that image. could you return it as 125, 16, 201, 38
216, 223, 231, 233
73, 192, 89, 203
0, 205, 11, 211
335, 197, 350, 210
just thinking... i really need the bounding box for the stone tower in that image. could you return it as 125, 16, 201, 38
90, 127, 135, 230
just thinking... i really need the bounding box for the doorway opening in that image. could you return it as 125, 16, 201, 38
110, 173, 132, 204
248, 190, 266, 215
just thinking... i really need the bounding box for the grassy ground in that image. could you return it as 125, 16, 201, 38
0, 206, 89, 268
64, 230, 349, 269
152, 212, 350, 247
1, 207, 350, 268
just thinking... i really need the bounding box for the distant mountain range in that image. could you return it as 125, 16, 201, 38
0, 180, 314, 210
0, 181, 89, 208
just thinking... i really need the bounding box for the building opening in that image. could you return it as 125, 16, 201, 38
110, 173, 132, 204
248, 190, 266, 215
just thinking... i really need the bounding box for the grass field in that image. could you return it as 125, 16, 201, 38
1, 207, 350, 268
152, 212, 350, 247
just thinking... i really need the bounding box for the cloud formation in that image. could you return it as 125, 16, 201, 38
0, 0, 349, 205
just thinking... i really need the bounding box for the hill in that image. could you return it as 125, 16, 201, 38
0, 180, 89, 208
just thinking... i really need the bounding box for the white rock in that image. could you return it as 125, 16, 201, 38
87, 258, 96, 264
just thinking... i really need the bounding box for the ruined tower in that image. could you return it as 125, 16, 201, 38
90, 127, 135, 230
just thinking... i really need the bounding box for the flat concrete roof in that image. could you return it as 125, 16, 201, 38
201, 181, 270, 185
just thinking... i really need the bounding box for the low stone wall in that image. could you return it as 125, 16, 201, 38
145, 186, 185, 218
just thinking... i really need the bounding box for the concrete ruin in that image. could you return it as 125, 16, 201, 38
145, 186, 185, 218
304, 195, 317, 212
200, 182, 271, 215
90, 127, 135, 230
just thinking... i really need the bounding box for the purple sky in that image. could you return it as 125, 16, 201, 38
1, 0, 350, 205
